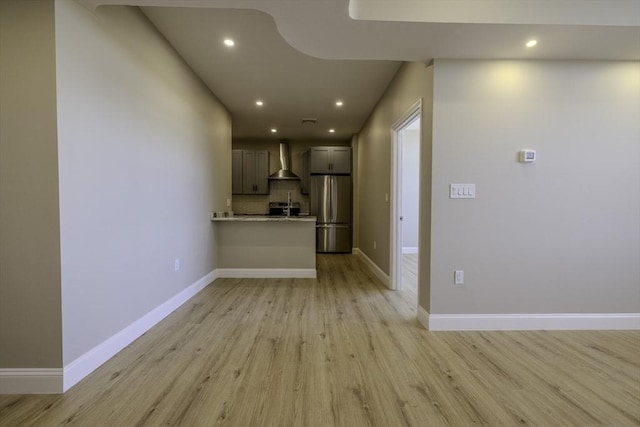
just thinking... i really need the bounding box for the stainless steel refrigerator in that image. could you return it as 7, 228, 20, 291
310, 175, 351, 253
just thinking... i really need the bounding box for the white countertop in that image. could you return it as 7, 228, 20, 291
212, 215, 317, 223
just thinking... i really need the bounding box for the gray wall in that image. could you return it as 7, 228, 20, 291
430, 60, 640, 314
55, 2, 232, 365
0, 0, 63, 368
356, 62, 434, 310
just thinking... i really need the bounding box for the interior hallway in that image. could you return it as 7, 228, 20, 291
0, 254, 638, 426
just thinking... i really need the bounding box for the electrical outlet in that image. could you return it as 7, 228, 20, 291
454, 270, 464, 285
373, 241, 377, 250
226, 198, 231, 208
175, 259, 180, 272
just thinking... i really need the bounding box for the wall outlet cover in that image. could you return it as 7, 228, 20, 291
519, 149, 536, 162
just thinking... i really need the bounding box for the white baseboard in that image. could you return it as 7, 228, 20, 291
428, 313, 640, 331
417, 305, 429, 329
0, 369, 63, 394
402, 247, 419, 254
216, 268, 316, 278
63, 269, 217, 392
353, 248, 390, 287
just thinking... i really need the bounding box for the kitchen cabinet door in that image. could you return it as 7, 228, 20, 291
232, 150, 243, 195
329, 147, 351, 174
310, 147, 331, 174
310, 147, 351, 174
241, 150, 269, 194
253, 150, 269, 194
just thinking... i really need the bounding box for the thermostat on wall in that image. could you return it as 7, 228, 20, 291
519, 149, 536, 163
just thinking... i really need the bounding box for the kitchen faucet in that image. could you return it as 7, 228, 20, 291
285, 191, 292, 217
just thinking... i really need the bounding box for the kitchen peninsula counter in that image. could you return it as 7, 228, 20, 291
212, 215, 316, 222
212, 215, 316, 278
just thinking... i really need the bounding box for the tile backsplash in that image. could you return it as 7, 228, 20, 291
233, 180, 309, 214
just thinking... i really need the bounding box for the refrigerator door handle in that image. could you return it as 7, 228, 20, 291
330, 176, 337, 223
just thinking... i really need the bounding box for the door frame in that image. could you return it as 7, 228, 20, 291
390, 99, 422, 291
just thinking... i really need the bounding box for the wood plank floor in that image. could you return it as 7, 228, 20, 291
402, 253, 418, 296
1, 254, 639, 426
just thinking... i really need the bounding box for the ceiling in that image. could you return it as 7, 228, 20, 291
141, 7, 401, 141
81, 0, 640, 142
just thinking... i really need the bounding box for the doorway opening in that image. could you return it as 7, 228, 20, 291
390, 100, 422, 302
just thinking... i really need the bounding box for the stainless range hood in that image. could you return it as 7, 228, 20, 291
269, 141, 300, 180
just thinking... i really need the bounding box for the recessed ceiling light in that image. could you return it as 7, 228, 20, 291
335, 101, 344, 107
223, 38, 235, 47
256, 100, 264, 106
329, 129, 335, 133
526, 39, 538, 48
271, 128, 277, 133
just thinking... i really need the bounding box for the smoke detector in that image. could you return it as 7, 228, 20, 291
301, 118, 317, 125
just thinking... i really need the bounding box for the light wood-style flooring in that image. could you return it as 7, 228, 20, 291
1, 255, 639, 426
402, 253, 418, 296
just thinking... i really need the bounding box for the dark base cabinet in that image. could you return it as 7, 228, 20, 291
316, 224, 351, 253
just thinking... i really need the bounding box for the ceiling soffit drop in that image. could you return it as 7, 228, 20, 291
76, 0, 640, 140
349, 0, 640, 26
79, 0, 640, 61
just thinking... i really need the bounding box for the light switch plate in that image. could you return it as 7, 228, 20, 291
454, 270, 464, 285
450, 184, 476, 199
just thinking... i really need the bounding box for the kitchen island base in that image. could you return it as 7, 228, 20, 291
214, 216, 316, 278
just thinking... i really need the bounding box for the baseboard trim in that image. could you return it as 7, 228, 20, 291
428, 313, 640, 331
63, 269, 217, 392
417, 305, 429, 329
353, 248, 390, 287
402, 247, 419, 254
216, 268, 317, 278
0, 369, 63, 394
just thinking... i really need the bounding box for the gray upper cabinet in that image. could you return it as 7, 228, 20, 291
310, 147, 351, 174
232, 149, 269, 195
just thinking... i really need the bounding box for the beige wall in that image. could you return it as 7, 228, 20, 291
351, 134, 360, 248
216, 221, 316, 269
55, 2, 232, 364
356, 59, 639, 317
0, 0, 63, 368
355, 62, 434, 310
430, 60, 640, 314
